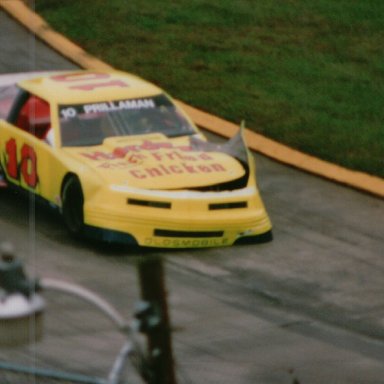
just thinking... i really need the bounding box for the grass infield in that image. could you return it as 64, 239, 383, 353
36, 0, 384, 178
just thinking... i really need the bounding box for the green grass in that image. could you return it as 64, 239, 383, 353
36, 0, 384, 178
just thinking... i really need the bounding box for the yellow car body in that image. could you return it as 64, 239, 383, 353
0, 70, 272, 248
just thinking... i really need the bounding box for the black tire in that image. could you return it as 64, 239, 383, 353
62, 177, 84, 236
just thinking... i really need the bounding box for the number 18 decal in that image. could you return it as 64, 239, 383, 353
5, 138, 38, 188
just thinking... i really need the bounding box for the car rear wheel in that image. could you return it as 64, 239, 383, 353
62, 176, 84, 236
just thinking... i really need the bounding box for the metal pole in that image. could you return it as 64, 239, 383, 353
137, 256, 177, 384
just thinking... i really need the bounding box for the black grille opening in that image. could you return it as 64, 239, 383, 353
127, 198, 171, 209
209, 202, 247, 210
154, 229, 224, 238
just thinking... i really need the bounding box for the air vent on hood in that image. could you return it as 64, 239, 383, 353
209, 202, 247, 210
127, 198, 171, 209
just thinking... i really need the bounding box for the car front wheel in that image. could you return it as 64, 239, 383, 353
62, 176, 84, 236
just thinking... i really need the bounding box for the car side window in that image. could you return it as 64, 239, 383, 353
15, 95, 52, 142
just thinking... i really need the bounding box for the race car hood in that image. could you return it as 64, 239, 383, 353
62, 133, 247, 190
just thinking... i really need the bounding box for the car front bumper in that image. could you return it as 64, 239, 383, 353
83, 186, 272, 248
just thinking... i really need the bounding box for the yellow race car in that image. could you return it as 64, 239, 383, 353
0, 70, 272, 248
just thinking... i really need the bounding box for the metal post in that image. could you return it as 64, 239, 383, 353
137, 256, 177, 384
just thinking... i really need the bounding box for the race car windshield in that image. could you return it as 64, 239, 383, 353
58, 94, 196, 147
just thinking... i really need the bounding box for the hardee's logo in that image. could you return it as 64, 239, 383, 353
81, 140, 192, 161
80, 139, 231, 178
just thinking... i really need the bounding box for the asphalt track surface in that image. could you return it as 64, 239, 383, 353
1, 10, 384, 384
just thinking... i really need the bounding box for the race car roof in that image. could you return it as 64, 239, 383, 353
18, 70, 163, 105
